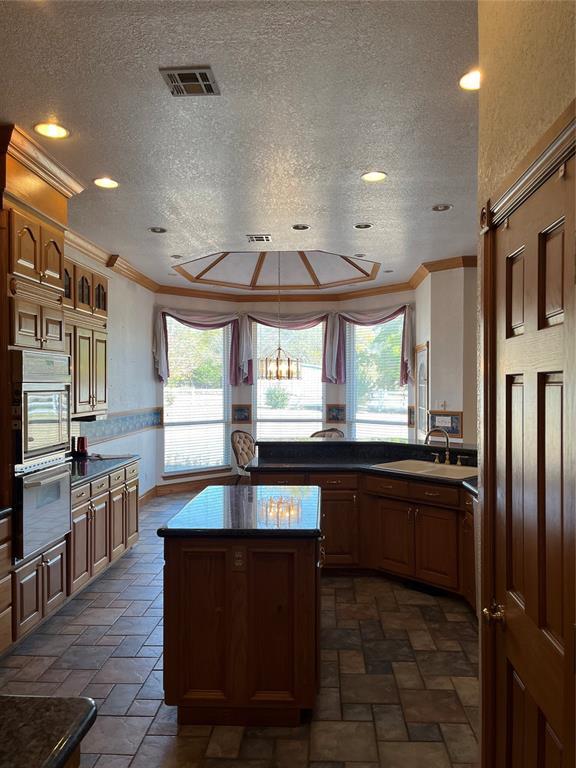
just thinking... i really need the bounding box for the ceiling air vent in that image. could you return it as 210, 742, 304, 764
246, 234, 272, 243
159, 66, 220, 96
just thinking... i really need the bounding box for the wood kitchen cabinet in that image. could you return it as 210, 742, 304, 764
125, 476, 139, 547
40, 222, 65, 291
318, 490, 358, 566
0, 518, 13, 654
13, 539, 68, 639
62, 259, 75, 308
110, 484, 126, 561
74, 265, 108, 319
74, 326, 108, 414
375, 496, 415, 577
10, 209, 65, 290
11, 297, 65, 351
70, 500, 91, 593
414, 504, 459, 589
91, 492, 110, 576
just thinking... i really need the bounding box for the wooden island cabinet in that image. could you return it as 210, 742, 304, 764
159, 485, 321, 726
251, 466, 477, 607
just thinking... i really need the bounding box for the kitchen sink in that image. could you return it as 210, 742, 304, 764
371, 459, 478, 480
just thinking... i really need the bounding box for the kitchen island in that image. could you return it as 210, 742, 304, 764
158, 484, 321, 726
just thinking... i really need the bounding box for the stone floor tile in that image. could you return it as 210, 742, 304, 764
73, 626, 110, 646
363, 639, 415, 663
2, 680, 60, 695
53, 645, 114, 670
54, 670, 97, 697
82, 683, 115, 698
9, 656, 55, 681
465, 706, 480, 739
80, 755, 99, 768
99, 684, 142, 715
391, 662, 424, 690
359, 620, 384, 641
377, 741, 451, 767
321, 660, 339, 687
205, 725, 245, 758
239, 737, 275, 759
320, 628, 362, 650
340, 674, 399, 704
337, 602, 378, 621
130, 735, 206, 767
339, 650, 365, 674
424, 675, 455, 690
147, 702, 178, 735
275, 738, 308, 767
400, 690, 468, 723
110, 636, 146, 658
406, 722, 442, 741
12, 633, 76, 656
137, 669, 164, 699
310, 722, 378, 762
373, 704, 408, 741
105, 616, 159, 636
38, 667, 72, 683
393, 589, 439, 607
416, 651, 475, 677
313, 687, 342, 720
94, 756, 132, 768
452, 676, 480, 706
81, 716, 153, 755
380, 611, 427, 632
126, 699, 161, 716
74, 608, 126, 626
92, 657, 156, 684
342, 703, 373, 721
440, 723, 479, 762
407, 629, 436, 650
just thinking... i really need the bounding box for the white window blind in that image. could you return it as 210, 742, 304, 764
253, 323, 324, 438
163, 318, 230, 472
346, 315, 408, 439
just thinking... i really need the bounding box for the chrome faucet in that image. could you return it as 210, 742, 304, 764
424, 428, 451, 464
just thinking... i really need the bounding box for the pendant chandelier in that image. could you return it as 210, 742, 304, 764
257, 252, 301, 380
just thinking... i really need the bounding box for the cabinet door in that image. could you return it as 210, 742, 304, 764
125, 479, 139, 547
414, 505, 459, 589
11, 297, 41, 348
378, 497, 415, 577
93, 274, 108, 318
321, 490, 358, 566
62, 259, 75, 308
10, 210, 40, 282
91, 493, 110, 576
39, 224, 65, 290
70, 501, 91, 593
0, 574, 12, 654
13, 556, 43, 639
74, 265, 93, 314
74, 326, 93, 413
460, 509, 476, 608
40, 305, 65, 351
43, 540, 68, 615
110, 485, 126, 561
93, 330, 108, 410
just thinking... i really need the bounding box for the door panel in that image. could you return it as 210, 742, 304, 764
40, 225, 65, 290
110, 486, 126, 561
74, 265, 93, 314
43, 540, 67, 614
93, 330, 107, 410
489, 151, 574, 766
320, 490, 358, 565
378, 497, 414, 577
10, 210, 40, 282
125, 479, 139, 547
13, 556, 43, 638
11, 298, 41, 348
91, 493, 110, 576
70, 501, 91, 593
414, 505, 458, 589
41, 305, 65, 351
74, 327, 92, 413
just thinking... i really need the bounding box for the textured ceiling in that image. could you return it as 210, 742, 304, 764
0, 0, 478, 294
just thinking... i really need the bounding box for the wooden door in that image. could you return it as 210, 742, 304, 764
413, 505, 459, 589
484, 146, 575, 765
74, 326, 93, 413
93, 330, 108, 410
125, 479, 139, 547
42, 540, 67, 615
90, 493, 110, 576
109, 485, 126, 561
13, 555, 43, 638
74, 265, 93, 314
70, 501, 91, 593
377, 497, 414, 577
460, 508, 476, 609
93, 274, 108, 318
39, 224, 65, 290
10, 210, 40, 282
320, 490, 358, 566
40, 305, 65, 351
11, 297, 41, 348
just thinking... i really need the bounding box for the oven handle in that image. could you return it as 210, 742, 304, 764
25, 470, 70, 487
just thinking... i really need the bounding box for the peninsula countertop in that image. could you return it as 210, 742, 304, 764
0, 695, 96, 768
157, 485, 321, 538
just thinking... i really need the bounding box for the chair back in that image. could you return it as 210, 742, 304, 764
231, 429, 256, 469
310, 428, 345, 439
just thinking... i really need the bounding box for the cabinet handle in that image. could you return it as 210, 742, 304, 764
77, 491, 86, 498
415, 508, 420, 519
325, 479, 342, 485
407, 507, 412, 520
319, 545, 326, 569
380, 484, 393, 490
424, 491, 440, 497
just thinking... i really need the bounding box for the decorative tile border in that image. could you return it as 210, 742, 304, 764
72, 407, 162, 442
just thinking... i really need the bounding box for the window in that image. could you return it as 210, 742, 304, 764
253, 323, 324, 438
163, 318, 230, 472
346, 315, 408, 439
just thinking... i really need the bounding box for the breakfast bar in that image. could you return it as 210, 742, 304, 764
158, 485, 321, 726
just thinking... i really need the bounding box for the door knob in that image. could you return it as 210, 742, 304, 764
482, 599, 505, 625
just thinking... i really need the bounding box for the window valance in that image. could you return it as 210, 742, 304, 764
153, 305, 413, 387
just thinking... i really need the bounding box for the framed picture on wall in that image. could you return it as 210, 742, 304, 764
428, 410, 463, 438
232, 404, 252, 423
408, 405, 415, 428
326, 404, 346, 423
414, 342, 429, 439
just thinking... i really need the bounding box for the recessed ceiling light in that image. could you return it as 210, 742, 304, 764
431, 204, 453, 212
170, 254, 183, 260
354, 253, 366, 258
94, 177, 119, 189
354, 223, 373, 230
149, 227, 167, 234
384, 269, 394, 274
459, 69, 481, 91
361, 171, 387, 183
33, 122, 70, 139
292, 224, 310, 231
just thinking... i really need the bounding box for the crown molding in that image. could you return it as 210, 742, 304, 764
0, 124, 84, 199
408, 255, 477, 289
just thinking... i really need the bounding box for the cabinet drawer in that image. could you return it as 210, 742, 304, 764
410, 482, 460, 507
255, 473, 307, 486
0, 574, 11, 613
109, 468, 126, 487
363, 474, 409, 498
91, 475, 110, 495
0, 541, 11, 576
125, 463, 139, 480
71, 484, 90, 507
0, 518, 11, 544
309, 472, 357, 490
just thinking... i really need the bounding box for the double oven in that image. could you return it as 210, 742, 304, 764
11, 350, 72, 561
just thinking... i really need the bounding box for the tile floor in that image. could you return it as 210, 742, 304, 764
0, 492, 479, 767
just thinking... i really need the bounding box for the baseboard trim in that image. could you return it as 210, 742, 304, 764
139, 487, 157, 505
155, 476, 237, 496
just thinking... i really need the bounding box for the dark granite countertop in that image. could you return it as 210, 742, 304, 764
70, 454, 139, 487
0, 695, 96, 768
462, 477, 478, 497
158, 485, 321, 539
0, 507, 11, 522
257, 437, 478, 450
247, 458, 478, 490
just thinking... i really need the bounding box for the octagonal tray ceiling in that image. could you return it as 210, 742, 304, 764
173, 250, 380, 292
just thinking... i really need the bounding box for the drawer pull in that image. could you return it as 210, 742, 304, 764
380, 484, 393, 490
77, 491, 86, 498
325, 480, 342, 485
424, 491, 440, 497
